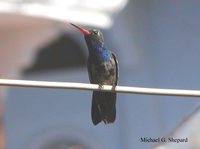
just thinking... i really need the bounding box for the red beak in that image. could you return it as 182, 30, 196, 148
70, 23, 90, 36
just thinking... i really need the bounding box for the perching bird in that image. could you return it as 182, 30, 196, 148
70, 23, 119, 125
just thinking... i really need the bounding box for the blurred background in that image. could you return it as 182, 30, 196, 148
1, 0, 200, 149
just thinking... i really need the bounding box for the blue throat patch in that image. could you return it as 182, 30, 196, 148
92, 41, 110, 61
98, 47, 110, 61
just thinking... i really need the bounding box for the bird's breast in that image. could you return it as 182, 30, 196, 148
88, 56, 116, 85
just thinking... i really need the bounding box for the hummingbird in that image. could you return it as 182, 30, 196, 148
70, 23, 119, 125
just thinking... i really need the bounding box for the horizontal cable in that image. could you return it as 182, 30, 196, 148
0, 79, 200, 98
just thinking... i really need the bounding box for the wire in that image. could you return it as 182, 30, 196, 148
0, 79, 200, 98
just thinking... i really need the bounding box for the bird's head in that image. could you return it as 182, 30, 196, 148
70, 23, 104, 46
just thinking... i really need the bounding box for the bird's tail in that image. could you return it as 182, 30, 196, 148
91, 91, 116, 125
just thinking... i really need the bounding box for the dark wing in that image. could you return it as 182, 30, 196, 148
111, 53, 119, 86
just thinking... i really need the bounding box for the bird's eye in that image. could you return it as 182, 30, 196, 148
93, 31, 100, 36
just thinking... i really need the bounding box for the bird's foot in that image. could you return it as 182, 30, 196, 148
111, 85, 116, 91
98, 84, 104, 90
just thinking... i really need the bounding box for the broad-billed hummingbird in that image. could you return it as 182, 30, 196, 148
70, 23, 119, 125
